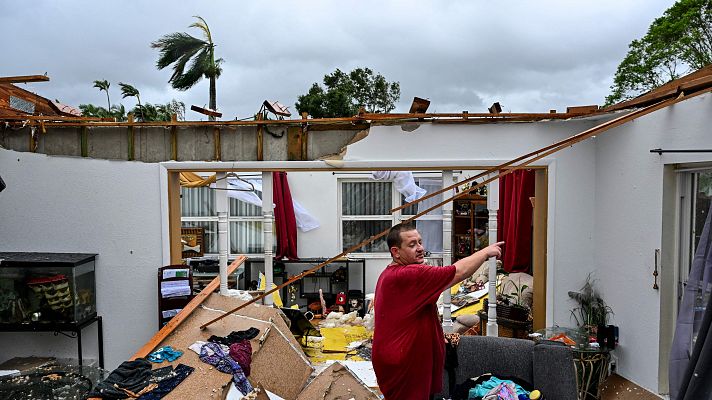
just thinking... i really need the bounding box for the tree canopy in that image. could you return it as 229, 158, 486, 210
151, 16, 222, 120
295, 67, 401, 118
606, 0, 712, 105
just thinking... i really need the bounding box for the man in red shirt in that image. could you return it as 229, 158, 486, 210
372, 223, 503, 400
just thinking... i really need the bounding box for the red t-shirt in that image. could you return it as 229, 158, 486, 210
372, 263, 456, 400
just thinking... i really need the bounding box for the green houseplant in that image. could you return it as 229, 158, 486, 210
568, 274, 613, 335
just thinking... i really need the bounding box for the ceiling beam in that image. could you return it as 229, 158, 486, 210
0, 75, 50, 83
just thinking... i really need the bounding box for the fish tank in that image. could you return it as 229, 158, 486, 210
0, 252, 97, 325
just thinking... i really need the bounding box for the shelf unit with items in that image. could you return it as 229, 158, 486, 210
452, 194, 489, 261
157, 265, 195, 329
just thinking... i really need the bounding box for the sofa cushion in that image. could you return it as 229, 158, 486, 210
452, 336, 534, 392
532, 340, 577, 400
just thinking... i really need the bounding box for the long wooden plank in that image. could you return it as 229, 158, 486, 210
0, 75, 50, 83
200, 93, 687, 330
130, 256, 246, 360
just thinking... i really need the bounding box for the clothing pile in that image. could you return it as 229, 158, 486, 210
87, 359, 194, 399
452, 373, 537, 400
189, 327, 260, 396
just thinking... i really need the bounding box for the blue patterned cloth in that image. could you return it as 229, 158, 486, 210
147, 346, 183, 363
199, 342, 253, 395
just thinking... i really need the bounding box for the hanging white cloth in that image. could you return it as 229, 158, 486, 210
371, 171, 426, 202
224, 177, 320, 232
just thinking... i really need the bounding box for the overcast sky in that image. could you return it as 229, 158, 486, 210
1, 1, 675, 119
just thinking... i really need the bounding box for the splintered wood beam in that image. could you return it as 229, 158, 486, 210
0, 75, 50, 83
199, 95, 684, 331
390, 95, 684, 214
131, 256, 246, 360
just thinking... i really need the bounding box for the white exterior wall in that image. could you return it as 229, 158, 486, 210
0, 150, 164, 370
593, 92, 712, 393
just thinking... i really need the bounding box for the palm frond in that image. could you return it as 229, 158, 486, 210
189, 15, 212, 43
93, 80, 109, 91
171, 48, 210, 90
118, 82, 140, 98
151, 33, 205, 70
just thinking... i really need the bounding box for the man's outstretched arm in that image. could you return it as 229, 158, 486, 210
449, 241, 504, 287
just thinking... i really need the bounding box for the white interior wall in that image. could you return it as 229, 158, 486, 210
594, 92, 712, 393
0, 149, 164, 370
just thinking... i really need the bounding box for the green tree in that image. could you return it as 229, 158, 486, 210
131, 100, 186, 122
151, 16, 223, 120
119, 82, 143, 121
295, 67, 401, 118
93, 79, 111, 110
79, 103, 128, 121
606, 0, 712, 105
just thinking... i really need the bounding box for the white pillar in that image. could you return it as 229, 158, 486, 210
262, 171, 274, 306
441, 170, 454, 333
216, 172, 229, 295
486, 175, 499, 336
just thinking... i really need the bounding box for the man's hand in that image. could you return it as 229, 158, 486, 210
479, 241, 504, 259
451, 241, 505, 286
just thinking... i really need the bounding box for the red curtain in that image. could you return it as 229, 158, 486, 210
273, 171, 299, 260
497, 170, 535, 273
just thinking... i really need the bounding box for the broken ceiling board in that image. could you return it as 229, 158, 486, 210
148, 300, 311, 400
203, 295, 305, 355
296, 362, 380, 400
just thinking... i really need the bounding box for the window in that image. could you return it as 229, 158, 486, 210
340, 181, 392, 253
339, 176, 445, 255
180, 184, 266, 256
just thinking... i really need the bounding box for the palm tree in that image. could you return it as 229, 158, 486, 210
93, 80, 111, 110
119, 82, 143, 121
151, 16, 223, 120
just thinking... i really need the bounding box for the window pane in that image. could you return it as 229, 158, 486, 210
230, 221, 264, 254
342, 182, 392, 215
343, 220, 390, 253
182, 221, 217, 254
181, 187, 215, 217
402, 178, 442, 216
230, 197, 262, 217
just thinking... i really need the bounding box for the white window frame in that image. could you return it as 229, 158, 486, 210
337, 174, 446, 258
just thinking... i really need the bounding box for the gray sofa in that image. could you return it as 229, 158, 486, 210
436, 335, 578, 400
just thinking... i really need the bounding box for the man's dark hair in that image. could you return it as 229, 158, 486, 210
387, 223, 417, 249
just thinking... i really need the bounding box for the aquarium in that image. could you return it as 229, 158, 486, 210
0, 252, 97, 325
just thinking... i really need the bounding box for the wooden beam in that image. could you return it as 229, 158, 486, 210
80, 126, 88, 157
0, 75, 50, 83
170, 114, 178, 161
532, 169, 548, 331
168, 171, 182, 264
213, 126, 221, 161
130, 256, 246, 360
127, 114, 135, 161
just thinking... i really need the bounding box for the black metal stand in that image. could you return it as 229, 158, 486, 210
0, 315, 104, 368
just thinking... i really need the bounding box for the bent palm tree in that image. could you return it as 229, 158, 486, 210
93, 79, 111, 110
119, 82, 143, 121
151, 16, 223, 120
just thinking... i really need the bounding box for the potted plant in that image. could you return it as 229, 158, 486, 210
568, 274, 614, 338
483, 277, 530, 322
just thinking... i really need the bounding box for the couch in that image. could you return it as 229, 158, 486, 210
435, 335, 578, 400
